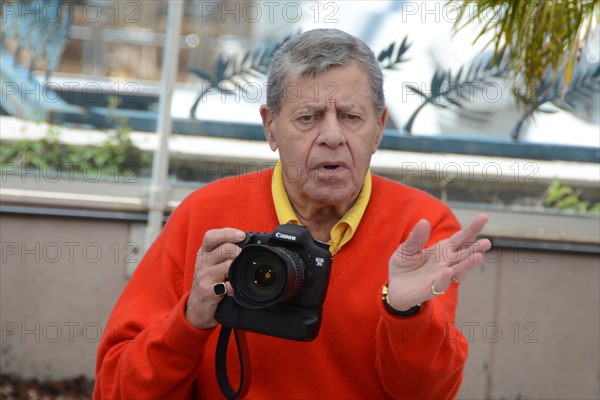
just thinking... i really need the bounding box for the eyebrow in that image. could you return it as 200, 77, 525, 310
295, 104, 327, 114
336, 103, 366, 114
292, 102, 367, 116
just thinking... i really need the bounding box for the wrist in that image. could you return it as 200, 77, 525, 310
185, 295, 218, 330
381, 284, 422, 317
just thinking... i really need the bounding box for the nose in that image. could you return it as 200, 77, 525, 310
316, 110, 346, 148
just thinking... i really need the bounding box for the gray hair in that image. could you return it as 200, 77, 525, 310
266, 29, 385, 116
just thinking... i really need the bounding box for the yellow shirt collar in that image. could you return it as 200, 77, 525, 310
271, 162, 371, 255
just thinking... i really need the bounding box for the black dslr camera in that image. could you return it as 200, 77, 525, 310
215, 224, 332, 341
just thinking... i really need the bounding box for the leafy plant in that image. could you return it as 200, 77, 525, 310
452, 0, 600, 103
543, 179, 600, 213
0, 125, 151, 179
405, 18, 599, 140
0, 124, 65, 167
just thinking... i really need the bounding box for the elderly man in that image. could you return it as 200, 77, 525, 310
95, 29, 490, 399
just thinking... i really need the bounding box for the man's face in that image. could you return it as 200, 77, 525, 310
261, 64, 387, 213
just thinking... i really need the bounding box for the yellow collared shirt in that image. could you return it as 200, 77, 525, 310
271, 162, 371, 255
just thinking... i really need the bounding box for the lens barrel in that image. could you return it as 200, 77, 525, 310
229, 244, 305, 309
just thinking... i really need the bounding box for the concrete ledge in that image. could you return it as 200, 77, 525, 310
1, 116, 598, 187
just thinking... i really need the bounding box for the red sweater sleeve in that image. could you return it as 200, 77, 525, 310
375, 205, 467, 399
94, 205, 211, 399
375, 289, 467, 399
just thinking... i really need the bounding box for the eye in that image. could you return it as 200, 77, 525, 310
344, 114, 361, 121
299, 114, 315, 123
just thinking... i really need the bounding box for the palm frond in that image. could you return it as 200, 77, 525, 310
452, 0, 600, 106
555, 64, 600, 118
510, 60, 600, 139
402, 52, 510, 133
188, 34, 296, 119
377, 37, 411, 69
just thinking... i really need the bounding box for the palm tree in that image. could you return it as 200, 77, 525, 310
452, 0, 599, 102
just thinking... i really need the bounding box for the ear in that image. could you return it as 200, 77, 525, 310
260, 105, 278, 151
372, 107, 388, 154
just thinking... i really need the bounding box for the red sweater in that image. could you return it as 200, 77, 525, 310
94, 169, 467, 399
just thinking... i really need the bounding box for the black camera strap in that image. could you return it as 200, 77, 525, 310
216, 326, 252, 399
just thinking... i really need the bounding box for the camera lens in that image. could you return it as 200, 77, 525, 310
253, 264, 277, 289
244, 253, 284, 301
229, 245, 304, 309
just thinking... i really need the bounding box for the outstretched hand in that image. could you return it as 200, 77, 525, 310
386, 214, 491, 312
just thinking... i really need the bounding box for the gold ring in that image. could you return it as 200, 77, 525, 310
431, 285, 445, 296
451, 275, 460, 283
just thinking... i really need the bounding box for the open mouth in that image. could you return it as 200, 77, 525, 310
315, 162, 348, 179
318, 162, 346, 171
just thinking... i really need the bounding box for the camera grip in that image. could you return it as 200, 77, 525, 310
215, 297, 322, 341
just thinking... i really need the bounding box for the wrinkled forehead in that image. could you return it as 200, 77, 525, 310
283, 61, 367, 84
280, 65, 374, 111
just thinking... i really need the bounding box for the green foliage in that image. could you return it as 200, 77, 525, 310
0, 125, 151, 179
0, 125, 64, 169
543, 180, 600, 213
452, 0, 600, 103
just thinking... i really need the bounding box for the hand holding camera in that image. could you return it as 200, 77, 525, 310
216, 223, 333, 341
187, 224, 333, 342
185, 228, 245, 330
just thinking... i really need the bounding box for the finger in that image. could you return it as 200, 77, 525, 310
204, 259, 234, 282
431, 267, 455, 296
197, 228, 245, 267
193, 258, 230, 288
447, 213, 489, 248
201, 228, 247, 253
396, 219, 431, 257
449, 245, 488, 281
192, 263, 232, 305
210, 281, 234, 299
443, 238, 492, 268
198, 242, 241, 268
